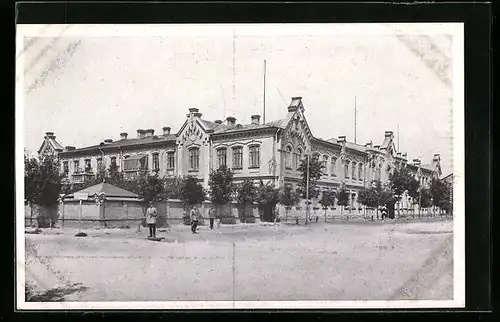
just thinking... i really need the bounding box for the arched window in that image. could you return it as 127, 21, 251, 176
295, 148, 303, 170
358, 163, 363, 180
189, 147, 200, 170
232, 146, 243, 169
322, 155, 328, 175
249, 145, 260, 168
331, 157, 337, 177
217, 148, 227, 168
152, 153, 160, 171
285, 146, 292, 169
166, 151, 175, 169
352, 161, 357, 179
344, 161, 349, 178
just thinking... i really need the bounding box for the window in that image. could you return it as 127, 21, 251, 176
352, 161, 357, 179
322, 155, 328, 173
217, 148, 227, 168
331, 157, 337, 176
110, 157, 117, 170
84, 159, 92, 173
189, 148, 200, 170
249, 145, 260, 168
96, 158, 103, 171
344, 161, 349, 178
285, 146, 292, 169
358, 163, 363, 180
232, 146, 243, 168
63, 161, 69, 174
152, 153, 160, 171
167, 151, 175, 169
295, 148, 302, 170
73, 160, 80, 173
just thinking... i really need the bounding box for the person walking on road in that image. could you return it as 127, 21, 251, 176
190, 206, 199, 234
208, 206, 215, 229
146, 202, 158, 238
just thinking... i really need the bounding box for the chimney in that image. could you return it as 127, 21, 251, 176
214, 120, 223, 125
397, 152, 402, 157
374, 145, 380, 149
338, 136, 346, 142
137, 129, 145, 139
120, 132, 128, 140
45, 132, 56, 139
194, 112, 203, 118
162, 126, 171, 136
365, 142, 373, 148
226, 116, 236, 127
145, 129, 155, 137
104, 139, 113, 144
251, 114, 261, 124
413, 159, 421, 166
402, 152, 407, 159
65, 146, 76, 151
288, 96, 303, 113
433, 153, 441, 161
385, 131, 394, 137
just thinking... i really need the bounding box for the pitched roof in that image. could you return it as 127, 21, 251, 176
67, 182, 139, 198
60, 134, 177, 154
345, 142, 367, 153
38, 137, 64, 154
213, 122, 274, 134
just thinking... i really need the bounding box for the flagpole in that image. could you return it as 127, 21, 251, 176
354, 96, 357, 144
305, 151, 310, 225
263, 60, 267, 124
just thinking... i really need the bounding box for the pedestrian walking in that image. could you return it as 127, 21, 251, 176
146, 202, 158, 238
190, 206, 199, 234
208, 206, 215, 229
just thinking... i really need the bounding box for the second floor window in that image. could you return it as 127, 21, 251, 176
285, 146, 292, 169
152, 153, 160, 171
322, 155, 328, 174
352, 162, 357, 179
295, 148, 302, 170
97, 158, 103, 171
358, 163, 363, 179
232, 147, 243, 168
63, 161, 69, 174
217, 148, 227, 168
331, 157, 337, 176
167, 151, 175, 169
189, 148, 200, 170
249, 145, 260, 168
344, 161, 349, 178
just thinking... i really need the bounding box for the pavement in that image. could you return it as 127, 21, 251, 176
24, 219, 454, 302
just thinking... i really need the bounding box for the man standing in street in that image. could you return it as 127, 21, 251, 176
146, 201, 158, 238
190, 206, 199, 234
208, 206, 215, 229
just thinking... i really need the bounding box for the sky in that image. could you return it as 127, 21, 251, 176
19, 24, 457, 175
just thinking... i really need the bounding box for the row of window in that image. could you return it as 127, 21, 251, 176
284, 146, 365, 180
214, 145, 260, 169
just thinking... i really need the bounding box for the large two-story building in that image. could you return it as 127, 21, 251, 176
37, 96, 442, 209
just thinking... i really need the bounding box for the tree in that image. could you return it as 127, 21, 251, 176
389, 166, 420, 217
208, 165, 235, 206
136, 172, 165, 203
256, 181, 280, 222
181, 176, 206, 207
419, 187, 432, 215
319, 190, 336, 221
236, 179, 257, 223
279, 185, 300, 221
297, 154, 324, 200
358, 187, 378, 218
164, 176, 184, 199
337, 188, 349, 214
430, 177, 445, 216
24, 154, 64, 227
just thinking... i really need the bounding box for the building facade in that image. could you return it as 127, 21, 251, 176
42, 96, 442, 209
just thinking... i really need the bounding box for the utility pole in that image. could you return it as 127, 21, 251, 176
263, 60, 267, 124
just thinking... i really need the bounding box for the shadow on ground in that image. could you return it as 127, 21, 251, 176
26, 282, 89, 302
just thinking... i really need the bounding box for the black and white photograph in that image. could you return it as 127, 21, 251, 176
16, 23, 465, 309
